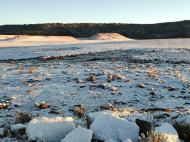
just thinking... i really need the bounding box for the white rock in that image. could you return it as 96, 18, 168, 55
155, 123, 181, 142
61, 126, 93, 142
11, 124, 25, 133
87, 111, 112, 125
26, 117, 75, 142
90, 111, 139, 142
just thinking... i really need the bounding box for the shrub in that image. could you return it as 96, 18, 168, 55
139, 130, 168, 142
74, 106, 88, 118
14, 111, 32, 124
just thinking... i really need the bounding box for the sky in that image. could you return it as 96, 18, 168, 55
0, 0, 189, 25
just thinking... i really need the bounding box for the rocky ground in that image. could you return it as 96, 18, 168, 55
0, 36, 190, 141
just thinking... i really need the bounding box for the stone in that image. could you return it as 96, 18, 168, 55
136, 119, 151, 137
26, 117, 75, 141
155, 123, 180, 142
61, 126, 93, 142
173, 115, 190, 141
89, 111, 139, 142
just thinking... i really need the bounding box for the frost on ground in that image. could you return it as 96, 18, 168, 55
0, 35, 190, 141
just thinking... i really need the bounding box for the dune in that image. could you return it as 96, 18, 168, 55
0, 35, 77, 42
0, 35, 16, 40
89, 33, 132, 41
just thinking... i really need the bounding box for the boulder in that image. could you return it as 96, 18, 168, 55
89, 111, 139, 142
3, 124, 26, 138
61, 126, 93, 142
26, 116, 75, 142
86, 111, 112, 129
155, 123, 180, 142
136, 119, 151, 137
173, 115, 190, 141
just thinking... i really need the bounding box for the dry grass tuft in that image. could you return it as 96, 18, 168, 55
147, 69, 160, 78
140, 130, 168, 142
112, 57, 116, 62
14, 111, 31, 124
74, 106, 88, 118
9, 60, 14, 64
101, 103, 115, 111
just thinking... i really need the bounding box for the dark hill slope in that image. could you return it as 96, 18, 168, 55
0, 20, 189, 39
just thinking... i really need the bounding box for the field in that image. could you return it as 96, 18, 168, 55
0, 34, 190, 141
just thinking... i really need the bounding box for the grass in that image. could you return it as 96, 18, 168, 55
14, 111, 32, 124
74, 106, 88, 118
140, 130, 168, 142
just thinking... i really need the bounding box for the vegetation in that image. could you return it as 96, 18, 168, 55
139, 130, 168, 142
0, 20, 190, 39
14, 111, 32, 124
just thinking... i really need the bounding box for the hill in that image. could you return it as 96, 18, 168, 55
0, 20, 190, 39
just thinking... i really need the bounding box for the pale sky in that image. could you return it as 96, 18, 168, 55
0, 0, 189, 25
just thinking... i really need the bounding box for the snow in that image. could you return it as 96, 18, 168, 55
0, 128, 3, 136
11, 124, 25, 133
26, 117, 75, 141
61, 126, 93, 142
0, 34, 190, 141
104, 140, 117, 142
155, 123, 181, 142
175, 115, 190, 126
90, 111, 139, 142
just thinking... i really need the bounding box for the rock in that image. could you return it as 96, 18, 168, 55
137, 83, 145, 88
113, 73, 125, 80
87, 111, 112, 129
155, 123, 181, 142
101, 83, 108, 89
0, 128, 4, 138
136, 119, 151, 137
89, 111, 139, 142
3, 124, 26, 138
61, 126, 93, 142
76, 79, 84, 83
145, 107, 171, 112
173, 115, 190, 141
26, 116, 75, 142
111, 87, 118, 91
39, 102, 46, 109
